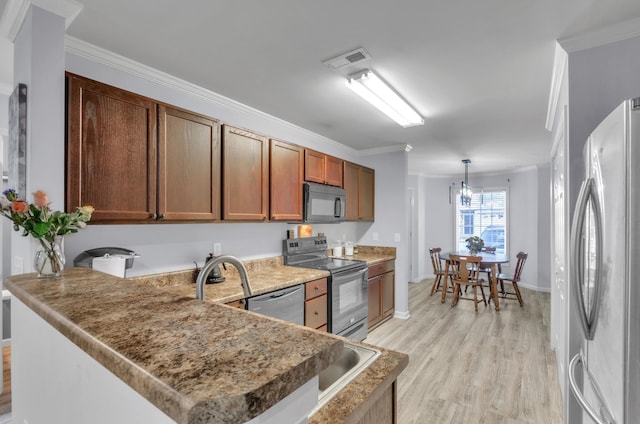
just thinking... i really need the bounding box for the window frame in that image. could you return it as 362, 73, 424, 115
453, 185, 509, 254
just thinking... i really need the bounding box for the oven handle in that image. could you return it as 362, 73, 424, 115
341, 321, 366, 339
261, 285, 303, 300
333, 267, 368, 279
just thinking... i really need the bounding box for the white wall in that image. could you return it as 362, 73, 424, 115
359, 150, 410, 319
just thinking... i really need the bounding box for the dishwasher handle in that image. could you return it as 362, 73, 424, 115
260, 285, 303, 301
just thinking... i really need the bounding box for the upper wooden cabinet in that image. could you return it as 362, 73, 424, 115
304, 149, 343, 187
269, 140, 303, 221
67, 74, 373, 225
66, 74, 158, 222
343, 161, 375, 221
67, 74, 222, 223
158, 105, 221, 221
222, 125, 269, 221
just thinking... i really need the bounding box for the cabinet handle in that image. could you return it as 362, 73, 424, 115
158, 214, 166, 220
150, 213, 157, 219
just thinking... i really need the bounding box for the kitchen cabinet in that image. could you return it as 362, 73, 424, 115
269, 139, 303, 221
158, 105, 221, 221
368, 260, 395, 330
222, 125, 269, 221
66, 74, 158, 222
304, 149, 343, 187
67, 74, 221, 223
343, 161, 375, 221
305, 277, 328, 331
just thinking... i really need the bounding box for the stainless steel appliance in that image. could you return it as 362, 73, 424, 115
283, 236, 368, 340
303, 182, 346, 223
568, 98, 640, 423
246, 284, 305, 325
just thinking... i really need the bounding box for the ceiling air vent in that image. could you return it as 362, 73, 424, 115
323, 48, 371, 70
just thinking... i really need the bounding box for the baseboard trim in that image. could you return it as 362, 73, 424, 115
393, 310, 410, 320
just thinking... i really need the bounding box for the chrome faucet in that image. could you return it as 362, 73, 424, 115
196, 255, 252, 300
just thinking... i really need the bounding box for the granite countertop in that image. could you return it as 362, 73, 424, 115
133, 256, 330, 304
5, 249, 406, 423
5, 268, 343, 423
331, 245, 397, 267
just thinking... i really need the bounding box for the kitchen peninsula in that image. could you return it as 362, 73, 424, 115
5, 255, 407, 424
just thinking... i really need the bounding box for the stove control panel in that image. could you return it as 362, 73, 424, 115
283, 236, 328, 255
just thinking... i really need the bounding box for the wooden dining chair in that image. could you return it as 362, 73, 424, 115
450, 254, 487, 311
476, 246, 500, 291
495, 251, 528, 306
429, 247, 453, 297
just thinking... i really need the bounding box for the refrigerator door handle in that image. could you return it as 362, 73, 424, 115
570, 178, 603, 340
569, 352, 616, 424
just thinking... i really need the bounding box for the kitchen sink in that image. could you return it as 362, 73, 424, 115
310, 342, 381, 415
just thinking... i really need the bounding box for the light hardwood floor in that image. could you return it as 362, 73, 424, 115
366, 279, 563, 424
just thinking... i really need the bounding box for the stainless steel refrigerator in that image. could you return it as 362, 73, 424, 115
569, 98, 640, 423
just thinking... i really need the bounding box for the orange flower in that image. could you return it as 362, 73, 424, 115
12, 201, 28, 213
33, 190, 49, 207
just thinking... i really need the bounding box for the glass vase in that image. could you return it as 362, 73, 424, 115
34, 236, 65, 278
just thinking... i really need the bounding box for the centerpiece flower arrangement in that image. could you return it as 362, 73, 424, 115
465, 236, 484, 254
1, 189, 94, 277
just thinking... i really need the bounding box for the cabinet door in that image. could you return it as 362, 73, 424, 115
305, 294, 328, 330
381, 271, 395, 319
222, 125, 269, 220
304, 149, 325, 184
343, 162, 360, 221
158, 105, 221, 221
67, 74, 158, 222
368, 276, 382, 328
325, 155, 344, 187
270, 140, 303, 221
359, 166, 375, 221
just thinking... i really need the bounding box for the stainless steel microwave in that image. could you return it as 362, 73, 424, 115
303, 182, 346, 223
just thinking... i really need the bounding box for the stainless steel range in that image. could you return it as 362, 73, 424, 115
283, 236, 369, 340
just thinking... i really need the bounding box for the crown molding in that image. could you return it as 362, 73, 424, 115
359, 144, 412, 156
65, 36, 358, 157
0, 0, 82, 41
545, 42, 567, 131
559, 16, 640, 53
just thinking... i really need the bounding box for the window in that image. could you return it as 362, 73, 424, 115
455, 188, 507, 254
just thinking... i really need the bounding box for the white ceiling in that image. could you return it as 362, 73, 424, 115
5, 0, 640, 176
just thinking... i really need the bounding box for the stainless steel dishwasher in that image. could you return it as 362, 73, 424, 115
246, 284, 305, 325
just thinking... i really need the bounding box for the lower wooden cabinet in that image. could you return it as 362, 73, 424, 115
353, 381, 398, 424
304, 278, 328, 331
368, 260, 395, 330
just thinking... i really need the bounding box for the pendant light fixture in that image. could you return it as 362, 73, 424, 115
460, 159, 472, 206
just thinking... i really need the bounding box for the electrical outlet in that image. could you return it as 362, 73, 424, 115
394, 233, 401, 242
372, 232, 379, 241
213, 242, 222, 256
13, 256, 23, 274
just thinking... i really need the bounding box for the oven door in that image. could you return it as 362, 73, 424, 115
330, 267, 368, 339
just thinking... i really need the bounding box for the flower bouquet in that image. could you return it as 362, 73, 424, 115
1, 189, 94, 277
465, 236, 484, 254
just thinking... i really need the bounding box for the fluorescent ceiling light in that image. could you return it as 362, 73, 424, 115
345, 69, 424, 128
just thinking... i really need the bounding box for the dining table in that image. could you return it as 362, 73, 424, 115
440, 250, 510, 311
